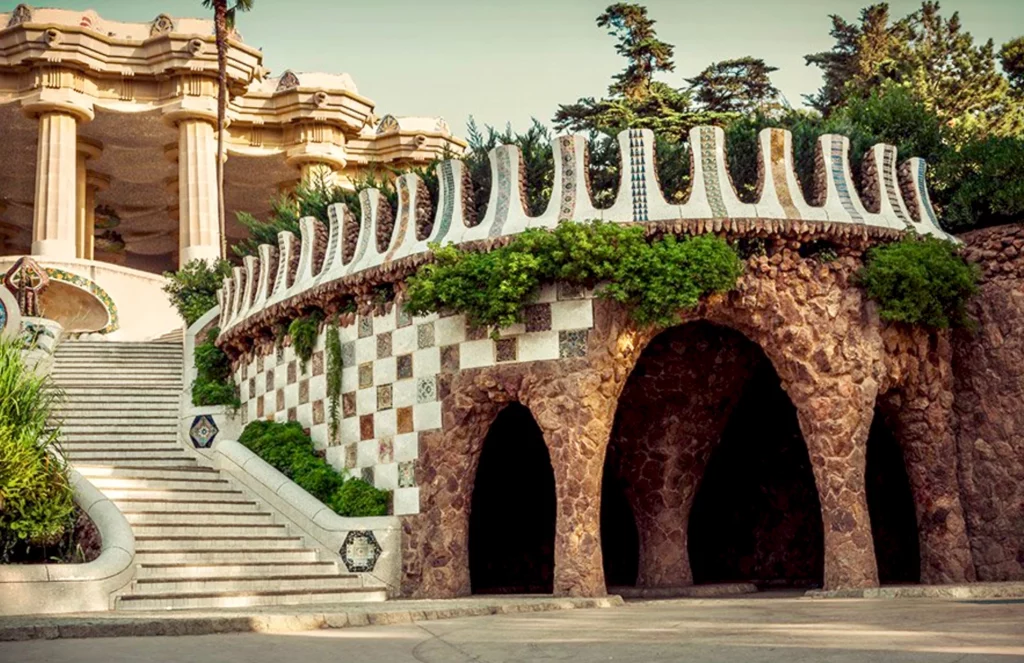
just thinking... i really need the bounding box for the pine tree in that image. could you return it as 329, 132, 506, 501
686, 57, 784, 114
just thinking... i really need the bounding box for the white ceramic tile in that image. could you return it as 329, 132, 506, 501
340, 418, 359, 446
357, 439, 377, 467
551, 299, 594, 330
414, 402, 442, 430
393, 379, 417, 408
375, 410, 397, 438
434, 314, 467, 345
393, 487, 420, 515
375, 462, 399, 490
412, 348, 440, 377
518, 330, 559, 362
393, 432, 419, 462
392, 326, 417, 355
374, 356, 397, 384
356, 387, 376, 415
460, 339, 493, 369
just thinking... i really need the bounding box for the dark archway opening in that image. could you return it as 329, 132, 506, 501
601, 443, 640, 586
865, 408, 921, 584
688, 357, 824, 588
469, 403, 556, 594
602, 321, 824, 591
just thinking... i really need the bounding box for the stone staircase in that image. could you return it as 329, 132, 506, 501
51, 340, 387, 610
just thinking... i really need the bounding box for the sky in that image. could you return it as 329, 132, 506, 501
6, 0, 1023, 136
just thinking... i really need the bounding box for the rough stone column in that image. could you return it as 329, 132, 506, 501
177, 118, 221, 266
74, 139, 102, 259
31, 111, 78, 258
881, 330, 975, 584
612, 323, 758, 587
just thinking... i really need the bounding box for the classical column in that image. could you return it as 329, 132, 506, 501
299, 161, 338, 187
177, 118, 221, 266
75, 139, 102, 259
84, 172, 110, 261
30, 111, 79, 259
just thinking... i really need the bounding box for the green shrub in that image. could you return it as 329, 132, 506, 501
405, 221, 743, 329
192, 328, 239, 408
163, 259, 233, 326
858, 236, 979, 329
0, 336, 74, 561
288, 310, 323, 373
238, 421, 389, 517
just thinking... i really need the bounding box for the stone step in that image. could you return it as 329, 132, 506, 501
132, 523, 289, 538
64, 449, 189, 460
124, 511, 275, 526
101, 487, 246, 501
62, 434, 180, 443
135, 536, 305, 551
88, 476, 231, 490
55, 381, 183, 389
135, 561, 339, 579
61, 440, 179, 450
113, 499, 261, 514
57, 345, 183, 353
114, 587, 387, 611
53, 364, 183, 372
134, 549, 321, 565
58, 412, 179, 420
131, 574, 365, 595
69, 458, 198, 469
62, 424, 178, 435
76, 465, 218, 479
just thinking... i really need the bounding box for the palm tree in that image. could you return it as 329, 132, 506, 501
202, 0, 254, 259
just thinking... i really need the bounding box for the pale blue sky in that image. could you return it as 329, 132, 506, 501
6, 1, 1023, 135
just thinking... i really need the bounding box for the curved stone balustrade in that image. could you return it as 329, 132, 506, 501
216, 126, 951, 348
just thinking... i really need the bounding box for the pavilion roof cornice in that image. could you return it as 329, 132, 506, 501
0, 23, 262, 88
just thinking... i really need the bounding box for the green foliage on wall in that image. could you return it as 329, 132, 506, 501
325, 320, 342, 445
192, 327, 239, 408
239, 421, 389, 517
0, 336, 74, 561
405, 221, 743, 329
163, 259, 234, 327
288, 310, 323, 373
858, 236, 979, 329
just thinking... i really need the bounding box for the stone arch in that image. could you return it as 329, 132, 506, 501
604, 320, 825, 589
469, 402, 556, 594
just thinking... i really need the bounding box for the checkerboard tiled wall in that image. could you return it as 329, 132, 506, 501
233, 284, 594, 515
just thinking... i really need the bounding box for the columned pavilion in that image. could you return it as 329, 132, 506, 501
0, 5, 464, 338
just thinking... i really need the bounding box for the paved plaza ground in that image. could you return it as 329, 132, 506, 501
2, 594, 1023, 662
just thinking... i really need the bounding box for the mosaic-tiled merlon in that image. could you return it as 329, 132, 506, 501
287, 361, 297, 384
416, 376, 437, 403
397, 306, 413, 328
313, 400, 325, 426
299, 380, 309, 404
360, 414, 374, 440
312, 351, 324, 376
343, 392, 356, 418
378, 437, 394, 464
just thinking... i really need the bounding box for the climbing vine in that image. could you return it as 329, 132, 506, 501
288, 309, 323, 373
325, 318, 343, 445
858, 236, 979, 329
405, 221, 743, 329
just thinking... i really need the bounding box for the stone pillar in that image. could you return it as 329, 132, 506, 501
177, 118, 221, 266
75, 139, 102, 259
792, 376, 880, 590
84, 172, 109, 262
612, 323, 758, 588
31, 111, 79, 258
881, 331, 975, 584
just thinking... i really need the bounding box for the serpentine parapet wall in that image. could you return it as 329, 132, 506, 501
214, 125, 1020, 598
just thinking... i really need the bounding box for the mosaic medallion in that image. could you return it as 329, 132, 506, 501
189, 414, 219, 449
341, 530, 382, 573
